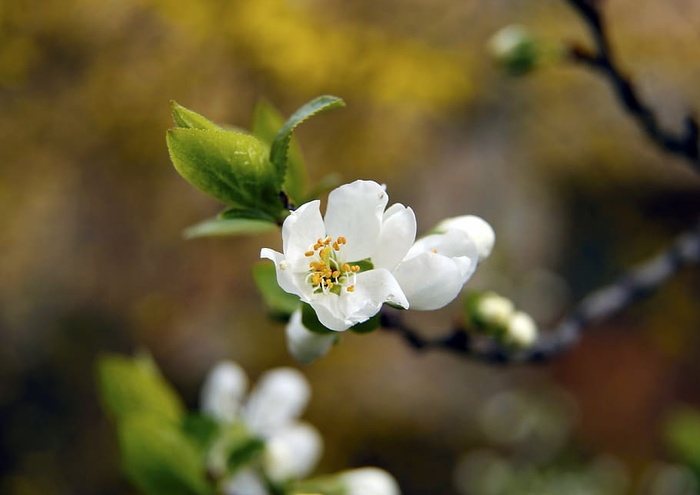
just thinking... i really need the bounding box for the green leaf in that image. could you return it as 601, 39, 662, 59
170, 101, 221, 130
97, 353, 184, 424
253, 262, 300, 318
119, 415, 211, 495
301, 302, 336, 335
303, 173, 341, 204
227, 437, 266, 474
181, 413, 220, 453
666, 408, 700, 472
252, 100, 307, 205
184, 217, 278, 239
349, 314, 380, 334
269, 95, 345, 189
288, 474, 345, 495
167, 128, 282, 216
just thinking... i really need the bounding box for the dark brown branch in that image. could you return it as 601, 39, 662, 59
381, 222, 700, 364
564, 0, 700, 170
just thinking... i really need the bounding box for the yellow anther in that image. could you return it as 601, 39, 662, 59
332, 270, 340, 278
320, 246, 331, 258
332, 241, 340, 250
337, 236, 347, 244
326, 282, 334, 289
323, 237, 332, 245
305, 250, 315, 257
341, 263, 351, 272
351, 265, 360, 273
312, 273, 322, 285
347, 285, 355, 292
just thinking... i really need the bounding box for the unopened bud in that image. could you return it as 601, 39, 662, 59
434, 215, 495, 262
489, 25, 539, 76
504, 311, 538, 348
476, 292, 515, 328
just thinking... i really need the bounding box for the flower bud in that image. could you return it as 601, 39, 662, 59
340, 467, 401, 495
476, 292, 515, 328
286, 309, 336, 364
488, 25, 539, 76
504, 311, 538, 348
433, 215, 495, 262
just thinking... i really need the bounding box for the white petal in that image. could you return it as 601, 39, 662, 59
200, 361, 249, 423
309, 296, 352, 331
264, 422, 323, 482
434, 215, 495, 262
286, 309, 336, 363
392, 252, 474, 310
282, 200, 325, 260
260, 248, 301, 297
406, 229, 478, 261
505, 311, 538, 348
223, 468, 267, 495
242, 368, 310, 436
340, 468, 401, 495
324, 180, 388, 261
340, 269, 409, 322
372, 204, 417, 271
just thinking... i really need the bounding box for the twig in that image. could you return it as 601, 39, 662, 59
381, 223, 700, 364
565, 0, 700, 170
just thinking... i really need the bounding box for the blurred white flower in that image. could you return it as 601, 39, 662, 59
475, 292, 515, 328
504, 311, 538, 348
201, 361, 323, 488
340, 467, 401, 495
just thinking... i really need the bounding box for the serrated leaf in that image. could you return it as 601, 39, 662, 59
170, 101, 222, 130
97, 353, 184, 424
252, 100, 308, 205
184, 217, 277, 239
167, 128, 282, 216
269, 95, 345, 188
253, 262, 300, 318
119, 415, 211, 495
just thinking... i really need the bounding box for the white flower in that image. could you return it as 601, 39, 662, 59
261, 180, 414, 331
433, 215, 495, 262
340, 467, 401, 495
286, 308, 336, 364
201, 361, 323, 489
262, 180, 484, 331
392, 229, 479, 311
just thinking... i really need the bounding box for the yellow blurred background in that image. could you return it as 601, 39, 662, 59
1, 0, 700, 494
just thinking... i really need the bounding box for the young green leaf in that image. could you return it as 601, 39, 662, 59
119, 415, 212, 495
252, 100, 308, 205
170, 101, 221, 130
269, 95, 345, 188
253, 262, 301, 318
167, 128, 282, 215
184, 217, 278, 239
97, 353, 184, 424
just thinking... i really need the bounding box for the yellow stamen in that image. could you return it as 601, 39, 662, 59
305, 250, 314, 257
332, 270, 340, 278
332, 241, 340, 250
351, 265, 360, 272
337, 236, 347, 244
347, 285, 355, 292
431, 248, 438, 254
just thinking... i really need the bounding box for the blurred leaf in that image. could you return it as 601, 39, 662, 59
97, 353, 184, 424
289, 474, 345, 495
182, 413, 220, 452
252, 100, 307, 205
303, 173, 342, 203
184, 217, 277, 239
253, 262, 300, 318
167, 128, 282, 218
269, 95, 345, 189
119, 415, 212, 495
227, 437, 266, 474
170, 101, 221, 130
666, 408, 700, 472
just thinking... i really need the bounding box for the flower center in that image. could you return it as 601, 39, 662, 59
304, 236, 360, 295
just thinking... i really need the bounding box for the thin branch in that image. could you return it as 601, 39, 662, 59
564, 0, 700, 170
381, 223, 700, 364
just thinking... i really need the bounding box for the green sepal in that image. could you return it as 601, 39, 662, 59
301, 302, 336, 335
252, 100, 307, 205
349, 313, 381, 334
97, 352, 184, 424
166, 128, 282, 217
253, 262, 301, 319
227, 437, 266, 474
269, 96, 345, 190
170, 101, 222, 130
118, 415, 212, 495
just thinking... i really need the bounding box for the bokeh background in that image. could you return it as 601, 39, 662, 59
2, 0, 700, 494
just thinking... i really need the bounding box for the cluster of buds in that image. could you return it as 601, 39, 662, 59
466, 292, 539, 348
